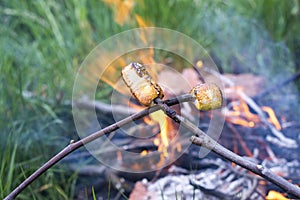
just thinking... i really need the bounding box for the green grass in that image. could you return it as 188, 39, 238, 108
0, 0, 118, 198
226, 0, 300, 74
229, 0, 300, 52
0, 0, 299, 199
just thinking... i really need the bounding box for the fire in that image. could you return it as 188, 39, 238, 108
140, 150, 148, 156
266, 190, 289, 200
153, 138, 160, 146
135, 14, 152, 27
102, 0, 135, 25
135, 14, 154, 45
83, 1, 155, 95
150, 110, 169, 147
262, 106, 282, 130
102, 0, 153, 28
87, 5, 178, 164
149, 110, 178, 159
225, 90, 282, 130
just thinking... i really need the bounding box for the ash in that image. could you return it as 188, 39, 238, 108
144, 158, 264, 200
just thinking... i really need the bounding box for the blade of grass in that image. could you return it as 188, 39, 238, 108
91, 186, 96, 200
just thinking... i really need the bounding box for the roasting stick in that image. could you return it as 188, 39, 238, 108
121, 63, 300, 198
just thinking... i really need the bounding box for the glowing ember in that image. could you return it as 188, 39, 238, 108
153, 138, 160, 146
228, 118, 255, 128
140, 150, 148, 156
266, 190, 289, 200
117, 151, 122, 161
176, 143, 182, 152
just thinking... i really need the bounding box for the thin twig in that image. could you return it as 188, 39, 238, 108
4, 94, 193, 200
154, 98, 300, 198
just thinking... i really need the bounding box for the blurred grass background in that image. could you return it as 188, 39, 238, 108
1, 0, 300, 199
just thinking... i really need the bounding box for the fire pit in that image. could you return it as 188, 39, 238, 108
68, 25, 300, 197
5, 28, 300, 200
69, 59, 300, 199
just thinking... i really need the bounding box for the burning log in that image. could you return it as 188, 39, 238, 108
236, 90, 297, 148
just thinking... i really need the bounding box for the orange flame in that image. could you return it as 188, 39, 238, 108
135, 14, 153, 45
135, 14, 152, 27
266, 190, 289, 200
86, 2, 156, 94
262, 106, 282, 130
103, 0, 135, 25
150, 110, 170, 157
226, 90, 282, 131
90, 6, 178, 164
140, 150, 148, 156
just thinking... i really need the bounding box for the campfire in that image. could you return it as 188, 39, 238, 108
69, 2, 300, 199
67, 18, 300, 197
5, 6, 300, 200
67, 54, 300, 200
7, 40, 300, 200
4, 1, 300, 200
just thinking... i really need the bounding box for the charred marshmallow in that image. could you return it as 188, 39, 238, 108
121, 63, 164, 106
